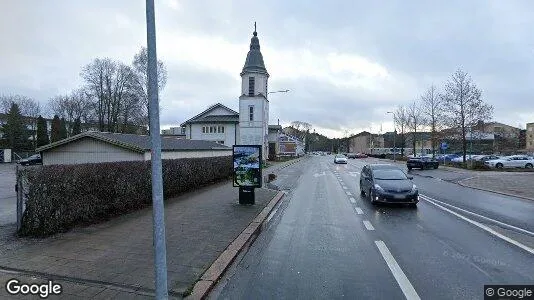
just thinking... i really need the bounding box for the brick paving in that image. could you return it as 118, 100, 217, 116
458, 173, 534, 200
0, 180, 279, 298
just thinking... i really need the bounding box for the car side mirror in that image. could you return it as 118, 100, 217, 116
407, 176, 414, 180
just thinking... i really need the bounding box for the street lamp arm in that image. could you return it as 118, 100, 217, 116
268, 89, 290, 94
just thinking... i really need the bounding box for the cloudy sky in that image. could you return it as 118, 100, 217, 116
1, 0, 533, 138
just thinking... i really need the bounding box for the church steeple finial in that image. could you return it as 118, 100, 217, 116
253, 22, 257, 36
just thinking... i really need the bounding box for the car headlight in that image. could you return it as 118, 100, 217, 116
374, 184, 384, 192
411, 184, 417, 193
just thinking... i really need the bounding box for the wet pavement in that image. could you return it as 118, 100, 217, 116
210, 155, 534, 300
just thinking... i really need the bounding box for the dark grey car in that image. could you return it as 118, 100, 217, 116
359, 164, 419, 207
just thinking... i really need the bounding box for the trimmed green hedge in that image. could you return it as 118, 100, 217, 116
18, 156, 232, 237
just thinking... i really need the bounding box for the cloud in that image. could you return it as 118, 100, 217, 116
1, 0, 534, 138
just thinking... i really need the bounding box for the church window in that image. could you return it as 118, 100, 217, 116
249, 106, 254, 121
248, 77, 255, 96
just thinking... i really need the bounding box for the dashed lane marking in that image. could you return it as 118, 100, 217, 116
349, 197, 356, 203
363, 220, 375, 231
355, 207, 364, 214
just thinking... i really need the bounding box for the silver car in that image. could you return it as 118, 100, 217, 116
334, 154, 348, 164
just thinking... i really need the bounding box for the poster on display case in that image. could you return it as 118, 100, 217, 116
233, 145, 262, 188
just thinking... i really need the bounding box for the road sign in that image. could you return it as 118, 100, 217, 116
440, 142, 448, 150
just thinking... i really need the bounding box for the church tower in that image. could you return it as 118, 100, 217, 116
238, 23, 269, 161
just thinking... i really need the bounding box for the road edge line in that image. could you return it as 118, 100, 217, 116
185, 190, 286, 300
421, 196, 534, 255
420, 195, 534, 237
375, 240, 421, 300
456, 180, 534, 202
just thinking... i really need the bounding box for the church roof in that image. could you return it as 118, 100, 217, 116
241, 24, 269, 77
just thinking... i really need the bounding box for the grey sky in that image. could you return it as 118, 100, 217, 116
1, 0, 533, 137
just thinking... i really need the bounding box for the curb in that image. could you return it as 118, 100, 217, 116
185, 190, 286, 300
457, 180, 534, 202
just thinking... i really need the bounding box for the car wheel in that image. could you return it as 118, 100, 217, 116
407, 166, 412, 170
433, 164, 438, 169
409, 203, 417, 209
496, 163, 503, 169
360, 182, 365, 196
526, 163, 533, 169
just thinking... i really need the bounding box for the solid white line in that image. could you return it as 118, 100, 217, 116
420, 195, 534, 237
355, 207, 364, 214
375, 241, 421, 300
349, 197, 356, 203
363, 220, 375, 231
346, 191, 352, 196
421, 196, 534, 255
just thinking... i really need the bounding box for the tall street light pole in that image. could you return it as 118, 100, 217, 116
146, 1, 168, 298
387, 111, 396, 161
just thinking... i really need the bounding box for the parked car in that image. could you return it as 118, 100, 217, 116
407, 156, 439, 170
474, 155, 501, 162
347, 153, 357, 159
484, 155, 534, 169
360, 164, 418, 207
334, 154, 348, 164
18, 154, 42, 166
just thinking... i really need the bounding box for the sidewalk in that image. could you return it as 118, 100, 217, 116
0, 180, 280, 299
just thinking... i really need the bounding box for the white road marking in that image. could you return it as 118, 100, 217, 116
363, 220, 375, 231
346, 191, 352, 196
342, 186, 348, 190
348, 171, 360, 177
421, 196, 534, 255
375, 241, 421, 300
420, 195, 534, 237
355, 207, 364, 214
349, 197, 356, 203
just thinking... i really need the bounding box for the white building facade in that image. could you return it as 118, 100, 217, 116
238, 26, 270, 161
181, 103, 240, 147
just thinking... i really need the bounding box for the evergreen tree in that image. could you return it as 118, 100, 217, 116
50, 115, 61, 143
1, 103, 28, 151
36, 115, 49, 147
71, 117, 81, 135
59, 117, 68, 139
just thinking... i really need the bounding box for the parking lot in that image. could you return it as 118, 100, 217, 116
0, 163, 17, 225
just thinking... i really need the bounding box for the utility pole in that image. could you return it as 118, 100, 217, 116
146, 0, 168, 298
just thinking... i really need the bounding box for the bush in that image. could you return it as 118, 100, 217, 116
18, 156, 232, 237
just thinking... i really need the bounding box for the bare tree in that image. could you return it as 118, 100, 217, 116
132, 47, 167, 127
48, 88, 93, 135
442, 69, 493, 162
394, 105, 409, 155
407, 101, 424, 156
81, 58, 140, 133
420, 85, 444, 157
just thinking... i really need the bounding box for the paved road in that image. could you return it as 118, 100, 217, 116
0, 163, 17, 226
210, 155, 534, 300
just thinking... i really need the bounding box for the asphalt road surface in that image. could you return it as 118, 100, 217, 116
210, 155, 534, 300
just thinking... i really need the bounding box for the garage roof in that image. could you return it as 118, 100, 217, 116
36, 131, 231, 153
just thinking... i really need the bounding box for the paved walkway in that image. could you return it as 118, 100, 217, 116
0, 180, 278, 299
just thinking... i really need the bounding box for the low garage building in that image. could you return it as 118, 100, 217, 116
36, 131, 232, 165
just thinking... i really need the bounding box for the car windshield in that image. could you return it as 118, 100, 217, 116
373, 169, 407, 180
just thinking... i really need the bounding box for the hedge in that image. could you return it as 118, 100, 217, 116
18, 156, 232, 237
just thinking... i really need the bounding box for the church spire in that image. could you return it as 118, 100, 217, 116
241, 22, 268, 76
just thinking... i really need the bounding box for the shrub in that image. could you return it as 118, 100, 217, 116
18, 156, 232, 237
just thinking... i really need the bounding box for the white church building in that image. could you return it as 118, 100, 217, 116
181, 25, 282, 161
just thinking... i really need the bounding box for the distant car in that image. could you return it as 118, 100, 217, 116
484, 155, 534, 169
407, 156, 439, 170
18, 154, 42, 166
347, 153, 357, 159
360, 164, 418, 207
334, 154, 348, 164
